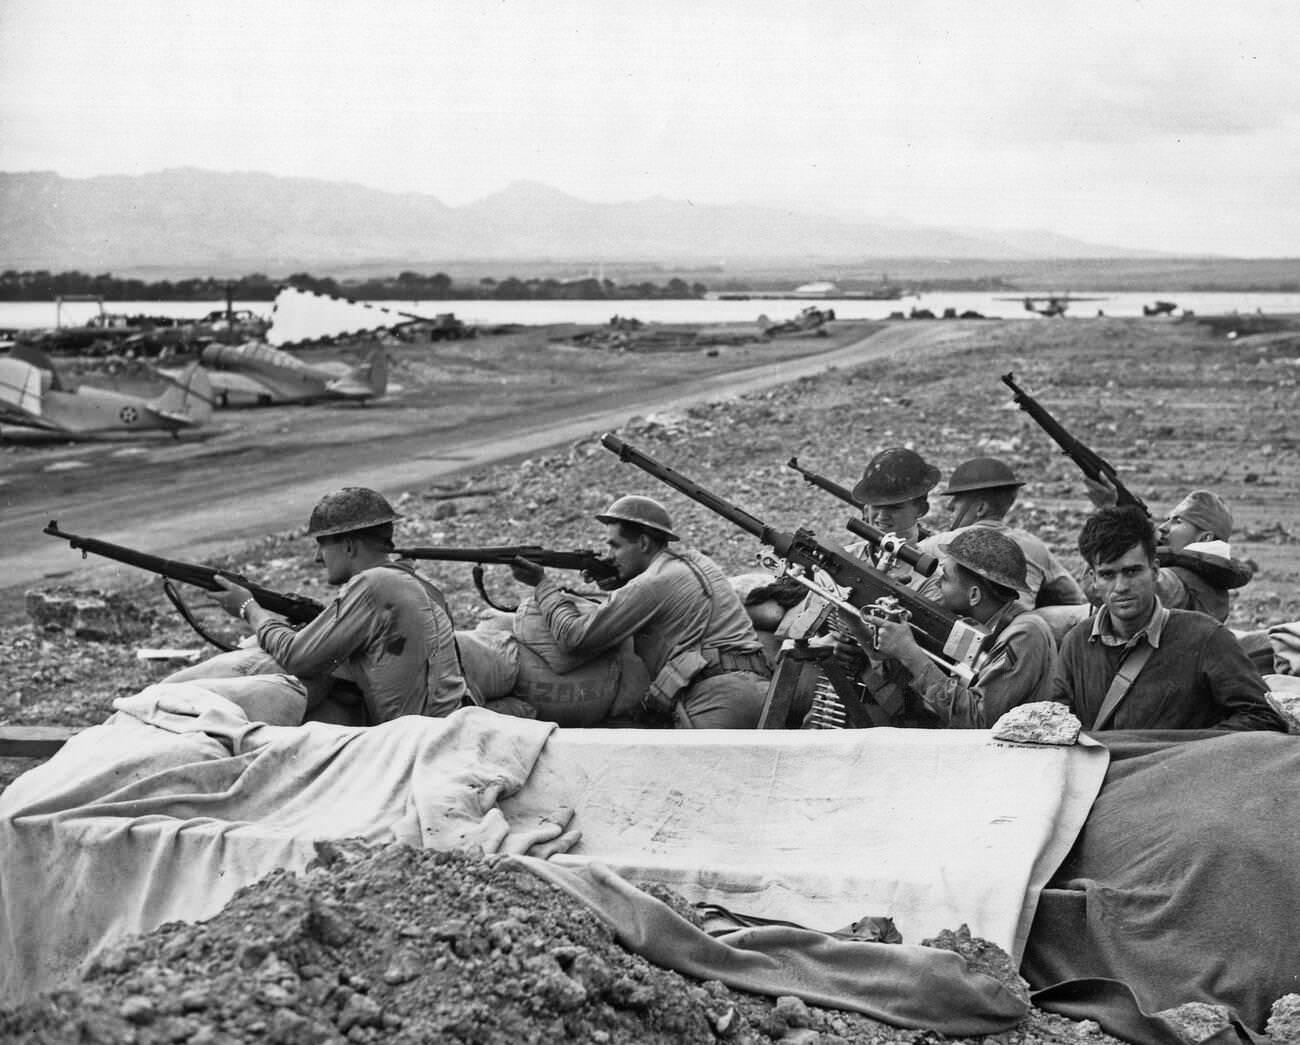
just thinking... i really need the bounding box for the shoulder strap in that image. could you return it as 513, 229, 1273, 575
1093, 642, 1156, 729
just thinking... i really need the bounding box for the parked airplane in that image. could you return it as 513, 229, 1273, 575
194, 342, 388, 406
0, 345, 213, 437
995, 294, 1108, 318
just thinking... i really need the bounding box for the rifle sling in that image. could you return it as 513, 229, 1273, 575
162, 580, 236, 652
1092, 642, 1156, 730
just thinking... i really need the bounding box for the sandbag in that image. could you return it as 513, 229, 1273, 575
512, 638, 650, 728
514, 594, 599, 674
510, 594, 650, 726
512, 642, 622, 726
455, 627, 520, 702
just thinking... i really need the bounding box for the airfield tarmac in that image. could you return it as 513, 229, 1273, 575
0, 319, 978, 620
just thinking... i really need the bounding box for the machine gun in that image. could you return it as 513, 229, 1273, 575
395, 544, 622, 612
1001, 372, 1150, 515
600, 434, 986, 677
786, 456, 865, 511
43, 520, 325, 650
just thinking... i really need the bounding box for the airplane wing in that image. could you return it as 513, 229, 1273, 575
205, 370, 278, 398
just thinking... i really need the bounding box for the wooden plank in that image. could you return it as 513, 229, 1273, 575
0, 725, 79, 759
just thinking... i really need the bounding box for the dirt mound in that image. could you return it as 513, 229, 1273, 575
0, 841, 1121, 1045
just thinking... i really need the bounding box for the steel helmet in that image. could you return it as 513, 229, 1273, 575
938, 528, 1029, 594
595, 495, 680, 541
852, 447, 941, 506
305, 487, 402, 538
942, 457, 1025, 496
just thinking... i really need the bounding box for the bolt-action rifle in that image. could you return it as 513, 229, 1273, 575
786, 456, 865, 511
599, 434, 985, 679
1001, 372, 1150, 515
43, 520, 324, 650
394, 544, 622, 612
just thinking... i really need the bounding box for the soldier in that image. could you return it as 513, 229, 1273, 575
843, 528, 1057, 728
509, 495, 771, 729
1053, 506, 1285, 732
852, 446, 942, 581
181, 487, 469, 725
1085, 481, 1252, 622
776, 447, 945, 727
918, 456, 1087, 609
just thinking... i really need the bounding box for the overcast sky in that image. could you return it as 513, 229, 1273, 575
2, 0, 1296, 256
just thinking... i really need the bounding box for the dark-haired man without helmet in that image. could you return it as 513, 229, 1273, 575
202, 487, 469, 724
509, 495, 771, 729
844, 528, 1057, 728
920, 457, 1086, 610
1052, 506, 1284, 732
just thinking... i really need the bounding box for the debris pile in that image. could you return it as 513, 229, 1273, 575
0, 841, 1120, 1045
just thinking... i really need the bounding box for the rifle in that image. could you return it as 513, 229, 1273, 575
599, 434, 986, 676
787, 456, 865, 511
44, 520, 324, 650
1001, 372, 1150, 515
394, 544, 622, 612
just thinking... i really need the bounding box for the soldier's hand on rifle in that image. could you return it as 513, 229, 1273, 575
871, 616, 919, 662
1084, 475, 1119, 510
509, 557, 546, 587
207, 576, 257, 618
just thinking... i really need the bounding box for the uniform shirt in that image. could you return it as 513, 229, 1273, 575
257, 561, 467, 723
918, 519, 1086, 610
1051, 600, 1284, 732
905, 601, 1057, 728
533, 546, 762, 678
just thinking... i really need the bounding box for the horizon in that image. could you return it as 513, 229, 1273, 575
2, 1, 1298, 257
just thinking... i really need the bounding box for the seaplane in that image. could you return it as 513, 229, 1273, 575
192, 341, 387, 407
995, 293, 1108, 318
0, 345, 213, 438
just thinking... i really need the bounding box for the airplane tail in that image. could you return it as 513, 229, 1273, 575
327, 346, 388, 399
359, 345, 388, 396
149, 364, 216, 427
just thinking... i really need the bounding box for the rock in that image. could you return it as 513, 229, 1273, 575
921, 924, 1030, 1008
1269, 994, 1300, 1044
1154, 1001, 1233, 1043
991, 701, 1082, 745
24, 586, 156, 642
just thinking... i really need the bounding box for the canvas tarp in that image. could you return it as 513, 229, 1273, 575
0, 683, 1110, 1031
501, 725, 1110, 962
1023, 729, 1300, 1040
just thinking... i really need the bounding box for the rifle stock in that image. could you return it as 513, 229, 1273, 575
395, 545, 622, 590
43, 521, 324, 625
787, 456, 865, 510
600, 434, 984, 671
1001, 372, 1150, 515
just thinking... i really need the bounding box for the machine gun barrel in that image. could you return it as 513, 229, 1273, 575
394, 544, 622, 590
786, 456, 865, 511
599, 433, 985, 672
42, 520, 324, 624
1001, 372, 1150, 515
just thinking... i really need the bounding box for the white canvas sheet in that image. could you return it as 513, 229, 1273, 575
503, 726, 1109, 961
0, 686, 1107, 1005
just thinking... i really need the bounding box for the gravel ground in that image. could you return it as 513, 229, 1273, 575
3, 314, 1299, 1042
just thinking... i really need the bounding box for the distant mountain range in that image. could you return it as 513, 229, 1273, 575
0, 168, 1161, 274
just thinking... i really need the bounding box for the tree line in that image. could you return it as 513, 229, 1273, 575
0, 270, 709, 302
